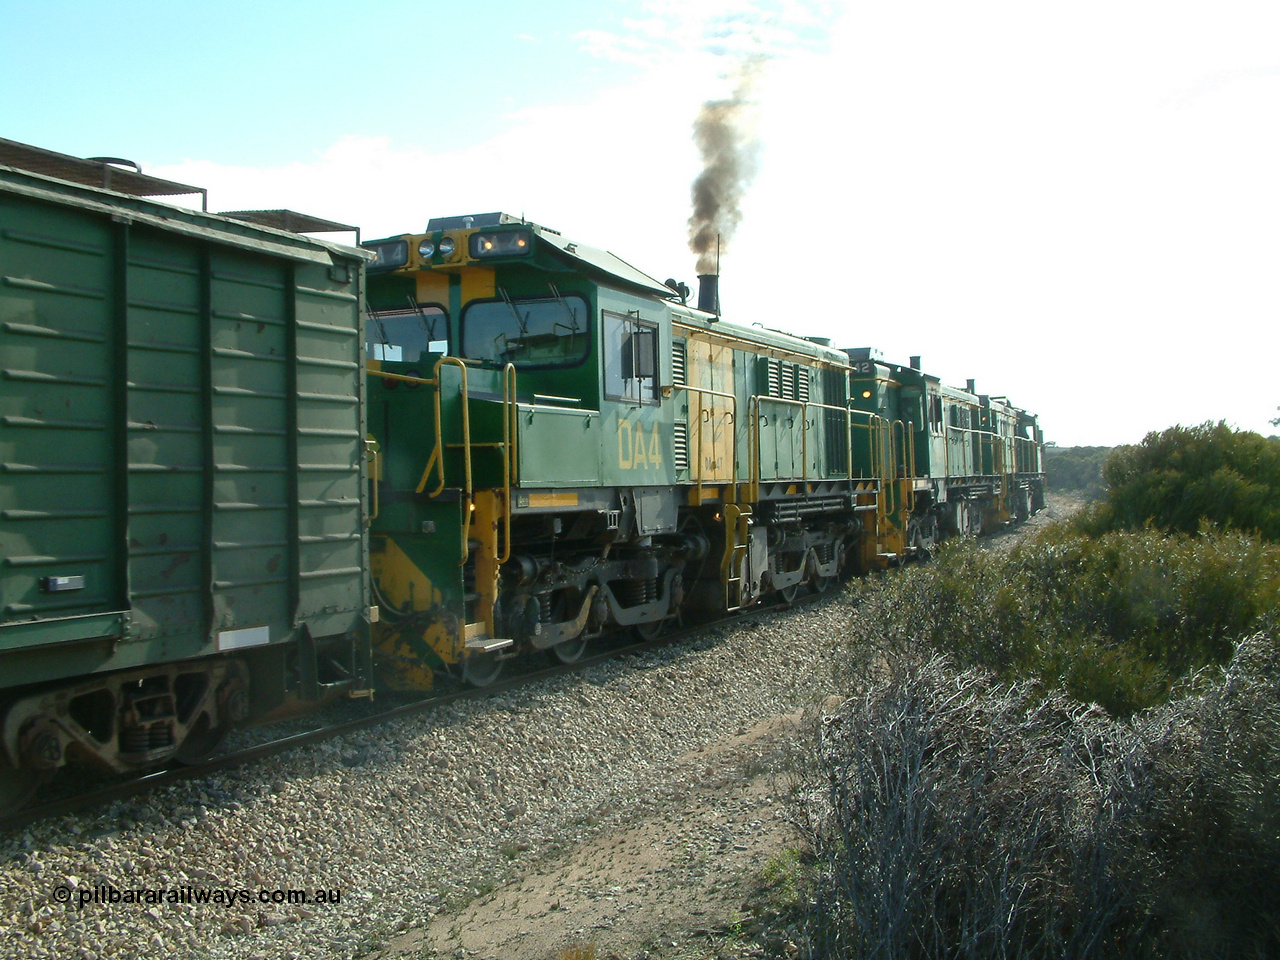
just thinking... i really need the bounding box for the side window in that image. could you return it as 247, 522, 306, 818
929, 395, 943, 433
604, 311, 658, 404
367, 304, 447, 361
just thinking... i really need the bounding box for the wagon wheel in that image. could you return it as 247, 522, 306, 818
633, 616, 667, 641
0, 752, 45, 815
173, 713, 232, 766
460, 651, 504, 687
550, 635, 589, 664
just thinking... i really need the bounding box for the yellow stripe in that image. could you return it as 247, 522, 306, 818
528, 492, 579, 508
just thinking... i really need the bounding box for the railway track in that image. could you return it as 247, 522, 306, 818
0, 593, 825, 834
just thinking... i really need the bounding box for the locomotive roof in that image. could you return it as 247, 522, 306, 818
537, 229, 678, 299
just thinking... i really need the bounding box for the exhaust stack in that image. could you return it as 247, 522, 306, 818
697, 274, 720, 316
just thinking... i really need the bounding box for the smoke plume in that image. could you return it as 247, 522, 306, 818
688, 58, 763, 275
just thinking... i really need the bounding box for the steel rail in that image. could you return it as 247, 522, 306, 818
0, 591, 831, 834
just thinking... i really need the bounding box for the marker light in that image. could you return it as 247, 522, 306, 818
470, 229, 532, 258
862, 390, 873, 399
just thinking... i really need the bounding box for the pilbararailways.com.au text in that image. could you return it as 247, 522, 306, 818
54, 884, 342, 910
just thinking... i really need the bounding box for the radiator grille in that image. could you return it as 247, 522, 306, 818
673, 422, 689, 470
766, 359, 782, 397
671, 340, 687, 386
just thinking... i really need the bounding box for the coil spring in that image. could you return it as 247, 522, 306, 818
122, 722, 173, 754
122, 726, 149, 754
538, 594, 552, 623
617, 578, 658, 607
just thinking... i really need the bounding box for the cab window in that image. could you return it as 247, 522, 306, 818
461, 294, 590, 368
367, 304, 447, 362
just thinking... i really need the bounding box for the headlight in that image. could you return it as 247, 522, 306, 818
437, 237, 457, 258
470, 229, 532, 258
418, 239, 435, 258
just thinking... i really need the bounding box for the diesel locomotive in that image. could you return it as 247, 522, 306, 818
0, 140, 1044, 810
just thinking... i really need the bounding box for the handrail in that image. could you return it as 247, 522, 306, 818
498, 363, 516, 564
375, 369, 439, 387
846, 408, 889, 479
666, 383, 738, 503
753, 395, 854, 488
364, 439, 380, 523
890, 419, 917, 514
416, 356, 472, 501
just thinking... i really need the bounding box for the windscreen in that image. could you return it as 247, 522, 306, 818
461, 295, 590, 368
367, 305, 447, 362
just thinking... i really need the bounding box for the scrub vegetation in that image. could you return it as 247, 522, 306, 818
1043, 444, 1111, 500
791, 424, 1280, 959
1078, 421, 1280, 541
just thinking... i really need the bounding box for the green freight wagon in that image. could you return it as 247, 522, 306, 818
0, 142, 373, 808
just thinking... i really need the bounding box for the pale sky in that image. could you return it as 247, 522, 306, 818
4, 0, 1278, 445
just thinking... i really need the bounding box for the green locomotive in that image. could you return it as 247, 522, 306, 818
362, 213, 1045, 688
0, 140, 1044, 811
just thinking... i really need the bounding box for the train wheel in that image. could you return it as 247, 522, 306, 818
173, 714, 231, 766
460, 652, 503, 687
0, 753, 45, 814
778, 583, 800, 605
550, 636, 589, 664
811, 574, 834, 595
633, 617, 667, 641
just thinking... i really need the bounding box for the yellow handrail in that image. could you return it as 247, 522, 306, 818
752, 395, 854, 489
498, 363, 516, 564
416, 356, 472, 500
667, 384, 738, 503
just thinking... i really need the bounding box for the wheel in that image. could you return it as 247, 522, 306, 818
460, 651, 503, 687
550, 636, 589, 664
778, 583, 800, 605
633, 617, 667, 641
0, 752, 45, 814
811, 574, 834, 595
173, 714, 231, 766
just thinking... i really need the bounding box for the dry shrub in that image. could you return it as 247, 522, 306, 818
799, 633, 1280, 960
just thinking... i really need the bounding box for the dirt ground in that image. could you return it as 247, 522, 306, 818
981, 491, 1086, 551
371, 713, 808, 960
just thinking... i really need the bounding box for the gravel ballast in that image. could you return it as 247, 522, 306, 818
0, 597, 850, 960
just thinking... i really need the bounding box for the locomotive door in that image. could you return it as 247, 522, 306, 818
685, 336, 734, 482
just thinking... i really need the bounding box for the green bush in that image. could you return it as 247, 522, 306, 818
1083, 422, 1280, 540
844, 527, 1280, 715
1044, 444, 1112, 499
